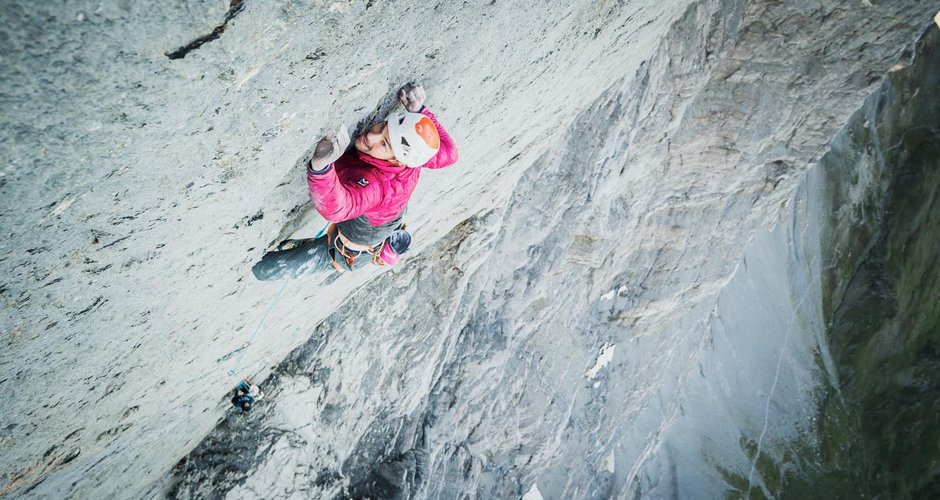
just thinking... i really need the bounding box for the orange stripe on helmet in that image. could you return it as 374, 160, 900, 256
414, 116, 440, 150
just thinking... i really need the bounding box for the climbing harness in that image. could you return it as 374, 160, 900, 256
326, 224, 393, 271
326, 222, 408, 271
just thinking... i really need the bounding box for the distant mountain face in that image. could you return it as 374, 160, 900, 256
2, 0, 935, 498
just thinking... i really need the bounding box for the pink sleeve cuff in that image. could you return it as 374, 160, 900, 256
379, 243, 401, 266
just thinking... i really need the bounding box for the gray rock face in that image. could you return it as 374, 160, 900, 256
166, 1, 938, 499
1, 1, 694, 496
1, 0, 936, 498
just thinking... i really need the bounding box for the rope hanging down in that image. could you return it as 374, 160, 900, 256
225, 223, 330, 377
228, 279, 289, 377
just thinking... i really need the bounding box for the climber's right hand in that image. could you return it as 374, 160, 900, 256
309, 126, 350, 172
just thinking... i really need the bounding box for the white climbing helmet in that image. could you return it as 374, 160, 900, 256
387, 110, 440, 167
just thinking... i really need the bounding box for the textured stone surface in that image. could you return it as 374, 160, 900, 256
1, 0, 688, 496
1, 0, 935, 498
166, 1, 934, 498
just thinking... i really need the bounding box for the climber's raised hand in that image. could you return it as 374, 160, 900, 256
309, 126, 350, 172
399, 84, 427, 113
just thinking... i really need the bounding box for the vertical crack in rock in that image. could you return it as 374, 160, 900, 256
165, 0, 246, 60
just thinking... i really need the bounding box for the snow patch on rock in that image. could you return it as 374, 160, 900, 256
522, 483, 544, 500
585, 343, 616, 380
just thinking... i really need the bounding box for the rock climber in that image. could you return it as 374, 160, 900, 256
231, 378, 263, 412
252, 84, 458, 280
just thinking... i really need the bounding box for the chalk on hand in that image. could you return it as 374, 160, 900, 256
935, 11, 940, 30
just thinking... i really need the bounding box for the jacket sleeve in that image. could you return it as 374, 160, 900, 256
419, 107, 459, 170
307, 164, 383, 223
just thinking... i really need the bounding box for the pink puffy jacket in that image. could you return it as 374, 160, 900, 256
307, 108, 458, 226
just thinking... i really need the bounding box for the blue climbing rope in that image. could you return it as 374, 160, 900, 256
228, 279, 290, 377
225, 223, 328, 377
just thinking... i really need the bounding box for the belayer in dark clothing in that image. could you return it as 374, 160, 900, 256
252, 84, 458, 280
231, 379, 263, 412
